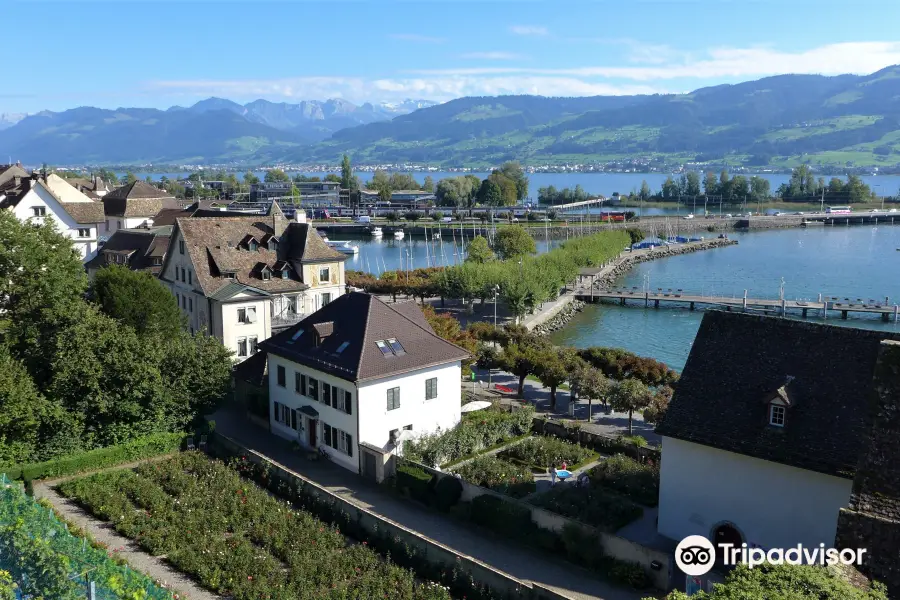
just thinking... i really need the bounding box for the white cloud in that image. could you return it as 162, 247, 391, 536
388, 33, 445, 44
459, 51, 525, 61
510, 25, 548, 36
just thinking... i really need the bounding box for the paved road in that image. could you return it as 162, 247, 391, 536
213, 409, 651, 600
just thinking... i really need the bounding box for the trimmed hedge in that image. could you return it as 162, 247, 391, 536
470, 494, 533, 538
395, 463, 434, 505
433, 476, 463, 511
589, 454, 660, 506
0, 432, 185, 482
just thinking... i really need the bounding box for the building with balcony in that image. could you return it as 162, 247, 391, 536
250, 181, 340, 206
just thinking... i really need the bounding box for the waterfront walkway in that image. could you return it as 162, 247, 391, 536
212, 408, 650, 600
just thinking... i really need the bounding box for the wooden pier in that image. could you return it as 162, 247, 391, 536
575, 288, 900, 322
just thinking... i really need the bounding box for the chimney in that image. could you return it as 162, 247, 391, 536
13, 175, 20, 188
294, 209, 307, 224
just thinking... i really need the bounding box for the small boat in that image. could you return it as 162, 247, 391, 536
369, 227, 383, 237
326, 240, 359, 255
393, 230, 405, 239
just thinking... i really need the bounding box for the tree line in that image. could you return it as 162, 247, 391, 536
0, 213, 232, 466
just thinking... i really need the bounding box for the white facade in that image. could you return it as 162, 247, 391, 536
6, 183, 100, 262
103, 216, 153, 237
267, 353, 462, 474
658, 436, 853, 550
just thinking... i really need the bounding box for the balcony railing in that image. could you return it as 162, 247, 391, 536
272, 309, 306, 332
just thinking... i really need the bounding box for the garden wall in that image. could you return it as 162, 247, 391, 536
417, 461, 672, 590
211, 433, 572, 600
533, 418, 662, 463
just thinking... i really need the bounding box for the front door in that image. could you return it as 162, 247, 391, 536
363, 452, 377, 481
308, 419, 317, 447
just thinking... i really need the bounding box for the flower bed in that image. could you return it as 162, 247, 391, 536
57, 452, 453, 600
452, 456, 536, 499
528, 485, 643, 532
588, 454, 660, 507
499, 436, 597, 470
403, 405, 534, 468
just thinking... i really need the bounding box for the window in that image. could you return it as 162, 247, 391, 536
323, 424, 353, 457
237, 337, 248, 358
276, 365, 286, 387
189, 298, 193, 312
319, 267, 330, 283
32, 206, 46, 217
117, 220, 122, 228
295, 372, 307, 395
336, 341, 349, 354
273, 402, 295, 430
77, 228, 90, 238
249, 240, 258, 251
387, 387, 400, 411
104, 219, 109, 232
308, 377, 319, 401
269, 239, 278, 251
262, 269, 270, 281
188, 271, 192, 285
387, 338, 405, 356
175, 268, 179, 282
182, 296, 187, 310
281, 269, 289, 280
769, 404, 785, 427
375, 340, 392, 356
321, 292, 332, 306
323, 382, 331, 405
237, 307, 257, 324
179, 240, 185, 254
344, 390, 353, 415
249, 336, 258, 355
224, 272, 236, 280
180, 267, 186, 282
288, 296, 299, 314
237, 307, 245, 323
153, 257, 162, 266
426, 377, 438, 400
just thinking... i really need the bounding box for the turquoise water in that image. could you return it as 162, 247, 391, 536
550, 225, 900, 371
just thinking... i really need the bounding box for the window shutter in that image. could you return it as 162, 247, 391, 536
331, 386, 338, 408
301, 374, 307, 396
291, 409, 297, 430
345, 391, 352, 415
346, 434, 353, 457
274, 402, 281, 422
324, 424, 332, 446
323, 383, 331, 404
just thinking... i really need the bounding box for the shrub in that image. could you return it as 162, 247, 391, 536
433, 476, 463, 511
396, 463, 434, 504
430, 211, 444, 222
618, 434, 648, 448
470, 494, 532, 539
501, 436, 595, 469
589, 454, 660, 506
0, 432, 184, 481
529, 484, 643, 531
453, 456, 535, 498
607, 559, 651, 589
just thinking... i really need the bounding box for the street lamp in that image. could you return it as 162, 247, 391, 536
492, 284, 500, 327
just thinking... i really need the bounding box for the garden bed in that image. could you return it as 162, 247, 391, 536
528, 485, 643, 532
498, 435, 598, 471
57, 452, 455, 600
450, 456, 536, 499
588, 454, 660, 507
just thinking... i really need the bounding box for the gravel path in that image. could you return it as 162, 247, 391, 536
33, 464, 221, 600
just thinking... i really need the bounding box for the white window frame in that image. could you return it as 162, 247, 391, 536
77, 228, 90, 238
32, 206, 46, 217
249, 336, 258, 355
321, 292, 332, 306
319, 267, 330, 282
236, 336, 248, 358
769, 404, 786, 427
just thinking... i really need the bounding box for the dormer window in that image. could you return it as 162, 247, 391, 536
241, 235, 260, 251
769, 404, 786, 427
249, 240, 258, 251
262, 270, 270, 281
281, 269, 289, 279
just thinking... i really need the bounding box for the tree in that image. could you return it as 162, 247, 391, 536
642, 385, 672, 426
609, 378, 653, 436
92, 265, 186, 338
404, 211, 421, 222
683, 171, 702, 197
489, 172, 518, 206
639, 180, 651, 201
367, 169, 390, 191
388, 172, 419, 191
494, 225, 536, 260
500, 340, 547, 399
243, 170, 260, 185
497, 161, 529, 201
661, 176, 679, 200
125, 171, 138, 184
466, 236, 495, 264
534, 348, 569, 409
340, 154, 354, 189
0, 346, 62, 464
651, 564, 888, 600
703, 171, 718, 197
96, 168, 119, 186
423, 175, 434, 193
569, 361, 610, 421
750, 176, 771, 203
477, 178, 503, 207
265, 168, 290, 183
577, 347, 678, 387
377, 182, 393, 204
158, 330, 233, 423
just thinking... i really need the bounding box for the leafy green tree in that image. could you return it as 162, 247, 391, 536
431, 210, 444, 221
569, 360, 610, 421
264, 168, 290, 183
494, 225, 537, 260
642, 385, 672, 425
639, 180, 651, 201
497, 161, 529, 201
703, 171, 718, 197
367, 169, 390, 190
682, 171, 702, 197
158, 331, 233, 424
423, 175, 435, 193
466, 236, 495, 264
845, 174, 874, 203
477, 178, 503, 207
533, 348, 569, 408
500, 340, 547, 398
125, 171, 138, 184
96, 168, 119, 186
0, 570, 16, 600
490, 172, 518, 206
92, 265, 186, 338
377, 182, 393, 204
609, 379, 653, 436
388, 172, 419, 191
750, 176, 771, 203
650, 564, 888, 600
0, 347, 61, 464
661, 176, 679, 200
404, 211, 421, 222
340, 154, 354, 189
243, 170, 260, 185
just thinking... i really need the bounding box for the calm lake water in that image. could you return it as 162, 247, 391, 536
550, 225, 900, 371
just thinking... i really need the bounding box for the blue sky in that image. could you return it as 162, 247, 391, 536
5, 0, 900, 114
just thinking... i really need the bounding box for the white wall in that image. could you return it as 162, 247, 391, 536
8, 186, 98, 262
220, 295, 271, 360
267, 355, 359, 473
104, 216, 151, 236
358, 362, 462, 452
658, 436, 853, 550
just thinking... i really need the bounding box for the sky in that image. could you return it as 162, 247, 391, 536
5, 0, 900, 114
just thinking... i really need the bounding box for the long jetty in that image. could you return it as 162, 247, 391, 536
576, 288, 900, 322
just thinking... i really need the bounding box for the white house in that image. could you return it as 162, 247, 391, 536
656, 311, 900, 558
101, 180, 179, 237
256, 292, 469, 478
158, 202, 348, 354
0, 172, 105, 262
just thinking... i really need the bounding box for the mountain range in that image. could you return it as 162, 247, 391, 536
2, 66, 900, 168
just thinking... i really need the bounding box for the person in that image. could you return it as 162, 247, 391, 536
549, 464, 557, 487
561, 461, 568, 471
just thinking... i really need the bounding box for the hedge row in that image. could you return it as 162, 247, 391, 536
394, 463, 464, 512
0, 432, 186, 481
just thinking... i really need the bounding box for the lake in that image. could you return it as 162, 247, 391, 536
549, 225, 900, 371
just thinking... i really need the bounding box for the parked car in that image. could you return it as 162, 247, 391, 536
683, 214, 694, 220
355, 215, 372, 224
889, 208, 898, 213
725, 214, 733, 218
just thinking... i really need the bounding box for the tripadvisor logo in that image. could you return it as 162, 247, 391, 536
675, 535, 867, 576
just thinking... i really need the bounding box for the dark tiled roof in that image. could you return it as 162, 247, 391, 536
59, 201, 105, 224
0, 164, 27, 188
658, 311, 900, 479
234, 350, 268, 386
283, 222, 349, 264
391, 300, 435, 333
105, 180, 176, 201
150, 207, 193, 226
104, 196, 180, 218
261, 292, 470, 383
85, 226, 172, 274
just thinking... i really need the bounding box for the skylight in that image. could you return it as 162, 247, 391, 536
286, 329, 305, 345
387, 338, 406, 356
336, 341, 350, 354
375, 338, 405, 357
375, 340, 393, 356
